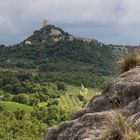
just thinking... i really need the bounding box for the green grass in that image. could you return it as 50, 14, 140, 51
84, 88, 98, 100
136, 135, 140, 140
58, 85, 97, 111
66, 85, 97, 98
38, 85, 97, 112
0, 101, 33, 112
0, 85, 96, 114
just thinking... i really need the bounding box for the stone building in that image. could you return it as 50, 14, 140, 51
25, 40, 32, 46
43, 20, 50, 27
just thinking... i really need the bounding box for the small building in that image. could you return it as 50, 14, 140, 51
25, 40, 32, 46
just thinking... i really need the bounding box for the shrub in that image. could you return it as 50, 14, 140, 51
77, 94, 85, 101
102, 113, 138, 140
135, 135, 140, 140
2, 84, 13, 93
16, 62, 25, 68
12, 93, 29, 104
2, 75, 19, 86
57, 82, 66, 91
14, 109, 26, 120
119, 50, 140, 73
29, 98, 40, 106
1, 93, 13, 101
0, 104, 6, 111
47, 99, 59, 107
31, 106, 48, 122
12, 83, 25, 94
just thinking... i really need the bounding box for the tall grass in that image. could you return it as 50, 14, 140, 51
102, 113, 140, 140
119, 50, 140, 73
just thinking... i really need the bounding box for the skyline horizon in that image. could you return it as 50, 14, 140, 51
1, 20, 140, 46
1, 0, 140, 46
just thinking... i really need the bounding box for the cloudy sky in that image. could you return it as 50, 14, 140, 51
1, 0, 140, 45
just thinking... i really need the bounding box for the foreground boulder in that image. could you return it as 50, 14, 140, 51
44, 67, 140, 140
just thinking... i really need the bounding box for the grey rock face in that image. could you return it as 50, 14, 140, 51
45, 111, 115, 140
44, 68, 140, 140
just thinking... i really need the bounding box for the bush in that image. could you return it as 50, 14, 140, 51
12, 93, 29, 104
0, 104, 6, 111
57, 82, 66, 91
119, 51, 140, 73
2, 84, 13, 93
102, 113, 138, 140
77, 94, 85, 101
1, 93, 13, 101
29, 98, 40, 106
31, 106, 48, 122
12, 83, 25, 94
16, 62, 25, 68
2, 75, 19, 86
14, 109, 26, 120
47, 99, 59, 107
135, 135, 140, 140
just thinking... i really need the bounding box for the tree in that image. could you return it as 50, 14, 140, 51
2, 84, 13, 93
31, 107, 48, 122
14, 109, 26, 120
57, 82, 66, 91
1, 93, 13, 101
77, 94, 85, 101
12, 93, 29, 104
47, 99, 59, 107
17, 72, 32, 81
2, 75, 19, 86
0, 104, 6, 111
47, 106, 61, 126
12, 83, 25, 94
16, 62, 25, 68
29, 98, 40, 106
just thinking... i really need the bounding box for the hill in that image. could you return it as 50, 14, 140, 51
0, 24, 123, 88
0, 23, 136, 140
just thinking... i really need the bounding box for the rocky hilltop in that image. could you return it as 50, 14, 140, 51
44, 67, 140, 140
0, 24, 122, 88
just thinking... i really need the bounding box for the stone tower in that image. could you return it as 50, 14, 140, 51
43, 20, 50, 27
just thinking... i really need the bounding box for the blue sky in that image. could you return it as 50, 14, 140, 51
0, 0, 140, 45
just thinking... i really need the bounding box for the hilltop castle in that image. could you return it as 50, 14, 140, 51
43, 20, 50, 27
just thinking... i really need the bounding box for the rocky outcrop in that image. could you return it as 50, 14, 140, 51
50, 29, 62, 36
44, 111, 116, 140
44, 67, 140, 140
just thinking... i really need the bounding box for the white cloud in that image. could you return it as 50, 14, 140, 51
0, 0, 140, 45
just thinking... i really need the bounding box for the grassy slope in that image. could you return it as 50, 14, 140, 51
58, 85, 97, 112
38, 85, 97, 112
0, 85, 96, 114
0, 101, 33, 112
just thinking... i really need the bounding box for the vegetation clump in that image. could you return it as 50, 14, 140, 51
102, 113, 140, 140
119, 50, 140, 73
